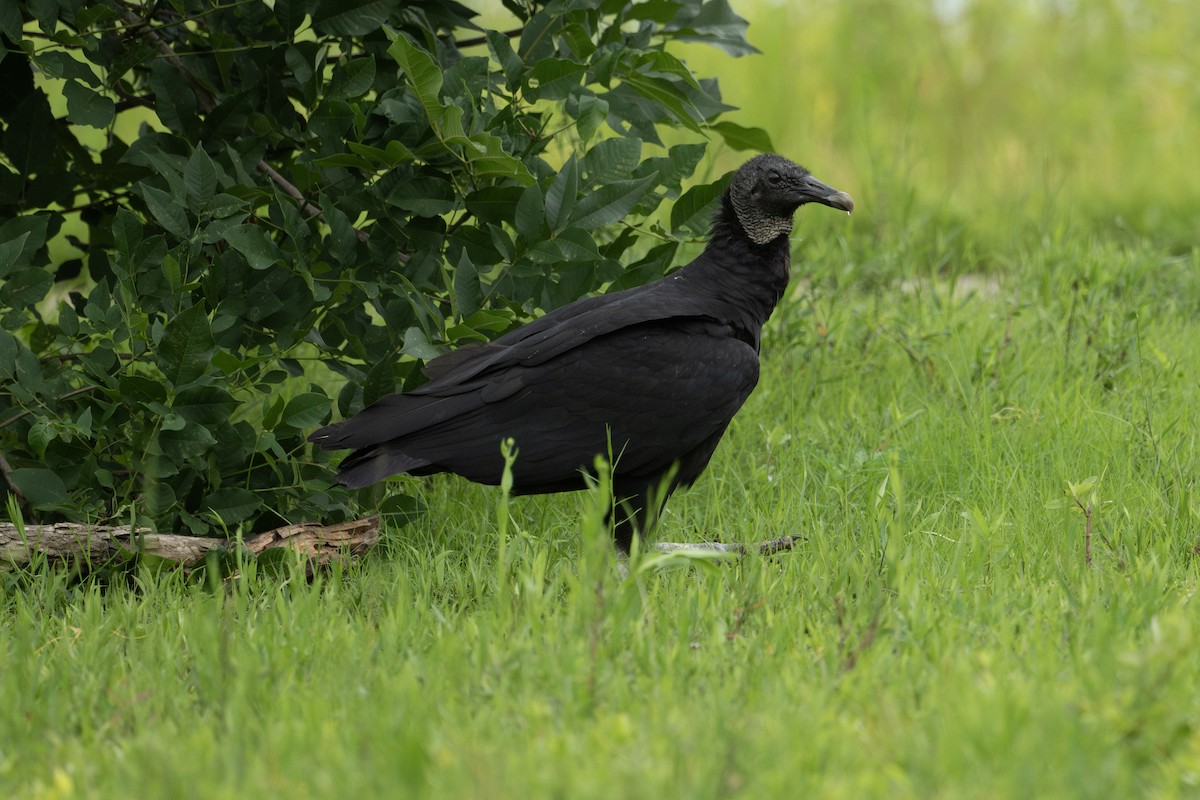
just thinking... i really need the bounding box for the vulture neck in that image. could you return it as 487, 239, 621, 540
677, 192, 793, 333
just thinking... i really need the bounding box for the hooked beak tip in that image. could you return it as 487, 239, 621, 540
823, 191, 854, 214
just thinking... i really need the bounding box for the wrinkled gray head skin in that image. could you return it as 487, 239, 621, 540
729, 154, 855, 244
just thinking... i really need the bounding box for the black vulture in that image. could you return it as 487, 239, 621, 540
310, 154, 853, 552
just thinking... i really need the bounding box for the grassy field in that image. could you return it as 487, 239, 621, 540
5, 0, 1200, 797
4, 238, 1198, 798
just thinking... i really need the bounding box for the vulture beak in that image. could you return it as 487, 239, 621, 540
799, 174, 855, 214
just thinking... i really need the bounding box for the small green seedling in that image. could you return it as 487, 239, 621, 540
1046, 475, 1112, 565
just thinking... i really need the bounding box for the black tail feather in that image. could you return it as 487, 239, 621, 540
333, 445, 432, 489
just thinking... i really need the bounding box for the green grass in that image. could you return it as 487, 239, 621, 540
4, 234, 1199, 798
681, 0, 1200, 256
5, 1, 1200, 797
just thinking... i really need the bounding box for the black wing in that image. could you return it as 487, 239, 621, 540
314, 316, 758, 492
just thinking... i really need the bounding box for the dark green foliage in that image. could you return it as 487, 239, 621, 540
0, 0, 769, 534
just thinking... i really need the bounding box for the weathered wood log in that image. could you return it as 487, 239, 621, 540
0, 516, 381, 571
239, 517, 380, 563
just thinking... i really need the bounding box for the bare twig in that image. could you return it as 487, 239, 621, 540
1074, 497, 1093, 566
0, 386, 102, 431
120, 8, 215, 111
0, 452, 25, 503
255, 162, 370, 244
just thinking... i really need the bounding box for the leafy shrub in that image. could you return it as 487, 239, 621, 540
0, 0, 770, 534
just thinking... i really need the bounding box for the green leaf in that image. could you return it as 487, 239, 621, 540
328, 56, 376, 100
486, 29, 523, 89
453, 249, 483, 318
525, 59, 586, 102
402, 327, 441, 361
28, 419, 56, 460
638, 51, 703, 89
203, 487, 262, 525
311, 152, 373, 170
112, 208, 144, 256
0, 267, 53, 308
253, 546, 300, 577
557, 21, 596, 60
157, 304, 216, 389
312, 0, 390, 35
158, 419, 217, 463
0, 329, 17, 380
324, 202, 358, 262
174, 386, 239, 425
460, 133, 532, 183
515, 185, 546, 241
667, 0, 759, 57
528, 227, 600, 264
671, 171, 733, 233
184, 148, 218, 211
275, 0, 314, 33
610, 241, 679, 291
345, 140, 416, 167
32, 51, 101, 86
583, 139, 643, 186
0, 1, 21, 42
4, 85, 57, 173
224, 225, 282, 269
57, 300, 79, 337
147, 60, 198, 136
387, 34, 444, 124
280, 392, 332, 430
0, 214, 49, 270
75, 408, 93, 440
635, 143, 708, 194
1067, 476, 1100, 498
465, 186, 524, 226
141, 184, 191, 238
62, 80, 115, 128
518, 8, 562, 61
262, 395, 287, 432
574, 95, 609, 143
9, 469, 69, 510
710, 121, 775, 152
569, 175, 656, 229
0, 231, 31, 278
545, 157, 579, 234
621, 73, 704, 133
388, 176, 456, 216
120, 374, 168, 404
379, 493, 426, 528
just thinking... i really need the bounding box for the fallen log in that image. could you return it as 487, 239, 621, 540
0, 516, 381, 572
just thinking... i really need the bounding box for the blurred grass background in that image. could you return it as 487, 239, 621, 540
679, 0, 1199, 257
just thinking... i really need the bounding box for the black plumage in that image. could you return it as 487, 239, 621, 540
310, 154, 853, 551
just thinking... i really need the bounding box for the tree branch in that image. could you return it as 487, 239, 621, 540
454, 26, 524, 49
0, 451, 26, 504
0, 386, 102, 431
